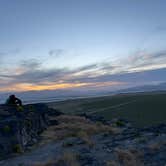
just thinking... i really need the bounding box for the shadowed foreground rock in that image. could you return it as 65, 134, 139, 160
0, 107, 166, 166
0, 104, 61, 159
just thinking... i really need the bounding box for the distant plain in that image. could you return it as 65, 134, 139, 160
48, 91, 166, 127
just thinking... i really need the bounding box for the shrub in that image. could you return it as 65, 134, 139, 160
3, 125, 11, 133
116, 120, 125, 127
62, 140, 75, 147
12, 144, 22, 153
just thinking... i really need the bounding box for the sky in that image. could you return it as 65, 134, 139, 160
0, 0, 166, 92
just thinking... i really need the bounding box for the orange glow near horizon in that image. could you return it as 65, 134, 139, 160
0, 81, 124, 92
0, 82, 89, 92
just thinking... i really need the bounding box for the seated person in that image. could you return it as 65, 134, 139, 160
6, 95, 22, 106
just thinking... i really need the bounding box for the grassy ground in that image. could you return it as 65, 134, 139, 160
48, 92, 166, 127
41, 115, 118, 145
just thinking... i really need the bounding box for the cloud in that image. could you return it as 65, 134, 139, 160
20, 59, 42, 70
1, 67, 166, 92
48, 49, 65, 57
0, 61, 120, 90
77, 64, 98, 72
73, 63, 118, 77
0, 49, 166, 92
115, 50, 166, 72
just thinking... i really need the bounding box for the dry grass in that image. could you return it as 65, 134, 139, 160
77, 130, 94, 147
114, 148, 144, 166
33, 151, 80, 166
106, 160, 120, 166
55, 115, 91, 124
33, 160, 56, 166
148, 140, 166, 152
41, 115, 119, 145
55, 151, 80, 166
106, 148, 144, 166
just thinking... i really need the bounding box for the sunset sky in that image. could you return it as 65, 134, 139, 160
0, 0, 166, 92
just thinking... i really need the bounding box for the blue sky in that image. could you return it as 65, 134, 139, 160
0, 0, 166, 92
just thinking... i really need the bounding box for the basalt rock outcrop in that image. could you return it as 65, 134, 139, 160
0, 115, 166, 166
0, 105, 166, 166
0, 103, 61, 159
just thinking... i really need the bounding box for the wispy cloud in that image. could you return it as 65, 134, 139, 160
48, 49, 65, 57
114, 50, 166, 73
20, 59, 42, 70
0, 49, 166, 92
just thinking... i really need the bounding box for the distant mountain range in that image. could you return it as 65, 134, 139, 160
115, 82, 166, 94
0, 82, 166, 104
0, 89, 108, 104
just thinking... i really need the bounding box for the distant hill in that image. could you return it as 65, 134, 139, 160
0, 89, 107, 104
1, 82, 166, 104
116, 82, 166, 94
48, 91, 166, 127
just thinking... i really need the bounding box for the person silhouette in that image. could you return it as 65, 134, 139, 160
5, 95, 22, 106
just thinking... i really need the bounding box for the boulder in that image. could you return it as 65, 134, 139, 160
0, 103, 60, 159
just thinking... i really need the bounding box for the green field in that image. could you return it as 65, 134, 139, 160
48, 92, 166, 127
